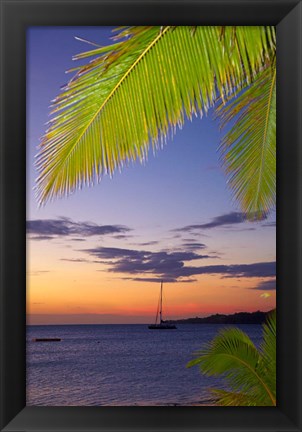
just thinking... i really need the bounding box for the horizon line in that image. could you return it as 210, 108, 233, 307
26, 308, 274, 326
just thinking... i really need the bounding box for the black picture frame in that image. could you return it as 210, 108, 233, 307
0, 0, 301, 431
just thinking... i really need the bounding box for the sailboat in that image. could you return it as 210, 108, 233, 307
148, 281, 177, 330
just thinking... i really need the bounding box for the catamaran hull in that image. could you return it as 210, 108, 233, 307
148, 324, 177, 330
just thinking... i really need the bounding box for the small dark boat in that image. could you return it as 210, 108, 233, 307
148, 323, 177, 330
148, 281, 177, 330
33, 338, 61, 342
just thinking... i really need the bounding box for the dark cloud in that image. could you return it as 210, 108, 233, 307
186, 262, 276, 279
252, 279, 276, 291
135, 241, 159, 246
176, 212, 267, 232
85, 247, 210, 262
82, 245, 275, 283
83, 247, 212, 280
27, 218, 130, 240
182, 242, 207, 251
123, 277, 197, 284
28, 235, 54, 241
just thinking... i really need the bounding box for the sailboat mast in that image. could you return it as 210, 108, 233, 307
160, 281, 163, 323
148, 279, 176, 329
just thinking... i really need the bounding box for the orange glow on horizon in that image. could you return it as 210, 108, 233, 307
27, 264, 276, 324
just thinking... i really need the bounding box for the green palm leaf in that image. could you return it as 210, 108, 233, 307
216, 66, 276, 218
210, 389, 260, 406
187, 312, 276, 406
259, 309, 276, 398
36, 26, 275, 204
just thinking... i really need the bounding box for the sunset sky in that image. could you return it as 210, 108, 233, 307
26, 27, 276, 325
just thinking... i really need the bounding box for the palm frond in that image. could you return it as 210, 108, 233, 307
187, 326, 276, 406
210, 388, 260, 406
259, 309, 276, 400
216, 66, 276, 218
36, 26, 275, 204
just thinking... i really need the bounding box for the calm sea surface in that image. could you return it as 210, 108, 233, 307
27, 324, 262, 406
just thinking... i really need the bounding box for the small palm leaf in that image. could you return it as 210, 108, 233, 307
36, 26, 275, 204
210, 389, 260, 406
259, 309, 276, 400
187, 325, 276, 406
216, 66, 276, 218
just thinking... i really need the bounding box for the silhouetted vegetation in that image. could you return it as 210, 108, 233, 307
165, 310, 272, 325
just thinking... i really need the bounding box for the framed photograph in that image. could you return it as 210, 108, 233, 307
0, 0, 301, 431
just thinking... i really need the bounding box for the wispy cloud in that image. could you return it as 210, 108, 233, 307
27, 270, 50, 276
113, 234, 132, 240
182, 242, 207, 251
28, 235, 54, 241
165, 262, 276, 280
134, 241, 159, 246
60, 258, 91, 263
253, 279, 276, 291
262, 221, 276, 228
123, 277, 197, 283
175, 212, 267, 232
27, 218, 131, 240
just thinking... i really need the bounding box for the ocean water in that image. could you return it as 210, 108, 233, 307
26, 324, 262, 406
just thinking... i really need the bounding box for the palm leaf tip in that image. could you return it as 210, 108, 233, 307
217, 66, 276, 218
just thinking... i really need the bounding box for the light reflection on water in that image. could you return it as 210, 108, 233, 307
26, 324, 262, 406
